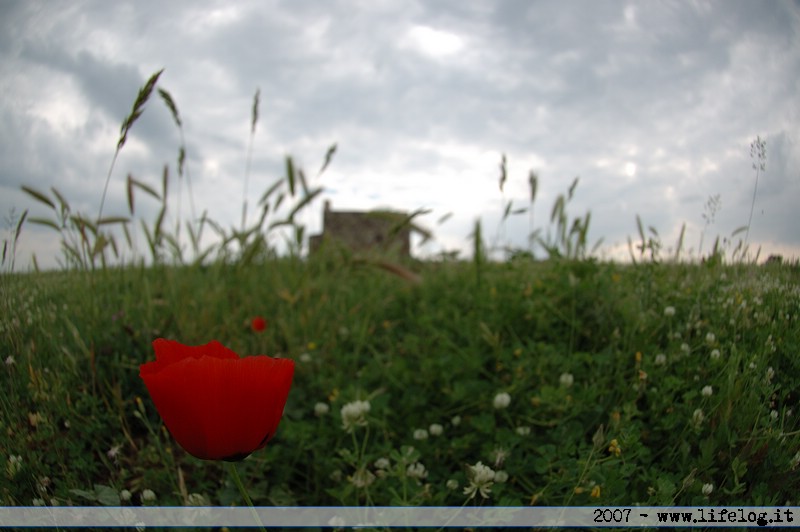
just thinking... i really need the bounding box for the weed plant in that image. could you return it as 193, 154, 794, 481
1, 72, 799, 514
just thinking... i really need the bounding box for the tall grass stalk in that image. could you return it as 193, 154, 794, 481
744, 136, 766, 249
241, 88, 260, 232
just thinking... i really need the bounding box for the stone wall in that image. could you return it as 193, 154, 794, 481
309, 201, 411, 257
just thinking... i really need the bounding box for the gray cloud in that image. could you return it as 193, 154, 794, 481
2, 0, 798, 268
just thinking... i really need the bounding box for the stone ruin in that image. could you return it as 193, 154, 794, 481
308, 200, 411, 257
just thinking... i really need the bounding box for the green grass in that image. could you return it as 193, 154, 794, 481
2, 70, 798, 518
2, 256, 798, 509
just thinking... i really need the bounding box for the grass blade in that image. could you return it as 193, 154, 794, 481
21, 186, 56, 210
28, 217, 60, 231
318, 143, 337, 177
127, 174, 135, 214
250, 88, 260, 134
568, 176, 579, 199
285, 188, 322, 223
286, 156, 296, 197
14, 209, 28, 244
158, 88, 182, 127
50, 187, 70, 215
528, 170, 538, 203
97, 217, 130, 226
258, 178, 285, 206
130, 177, 161, 202
499, 153, 507, 192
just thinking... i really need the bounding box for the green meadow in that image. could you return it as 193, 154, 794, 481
2, 255, 799, 509
1, 71, 798, 511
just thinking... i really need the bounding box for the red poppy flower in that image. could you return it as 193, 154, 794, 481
139, 339, 294, 461
251, 316, 267, 333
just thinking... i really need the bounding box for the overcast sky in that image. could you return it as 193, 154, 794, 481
2, 0, 798, 269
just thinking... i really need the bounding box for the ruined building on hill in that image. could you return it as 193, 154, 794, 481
308, 200, 413, 257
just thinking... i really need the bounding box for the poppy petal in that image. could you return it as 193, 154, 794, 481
139, 340, 294, 460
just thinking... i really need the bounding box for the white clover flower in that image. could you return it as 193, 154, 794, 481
186, 493, 209, 506
692, 408, 705, 426
680, 343, 690, 354
428, 423, 443, 436
493, 392, 511, 409
770, 410, 779, 421
120, 489, 132, 502
710, 349, 721, 360
5, 356, 15, 366
341, 400, 371, 432
451, 415, 461, 427
32, 498, 45, 506
701, 385, 713, 397
6, 455, 22, 478
664, 306, 676, 317
446, 479, 459, 490
349, 468, 376, 488
314, 402, 330, 417
299, 353, 313, 364
655, 353, 667, 365
463, 461, 496, 499
492, 447, 510, 468
702, 483, 713, 496
140, 489, 156, 503
494, 470, 509, 483
107, 444, 122, 461
705, 332, 716, 344
406, 462, 428, 481
374, 457, 390, 470
766, 366, 775, 383
559, 373, 574, 388
790, 451, 800, 469
413, 428, 429, 441
516, 426, 531, 436
37, 476, 51, 494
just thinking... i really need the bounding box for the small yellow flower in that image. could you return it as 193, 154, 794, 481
608, 439, 621, 457
307, 341, 317, 350
28, 412, 44, 427
573, 486, 585, 494
590, 485, 601, 498
531, 396, 541, 407
328, 387, 339, 402
635, 351, 642, 364
523, 284, 532, 297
